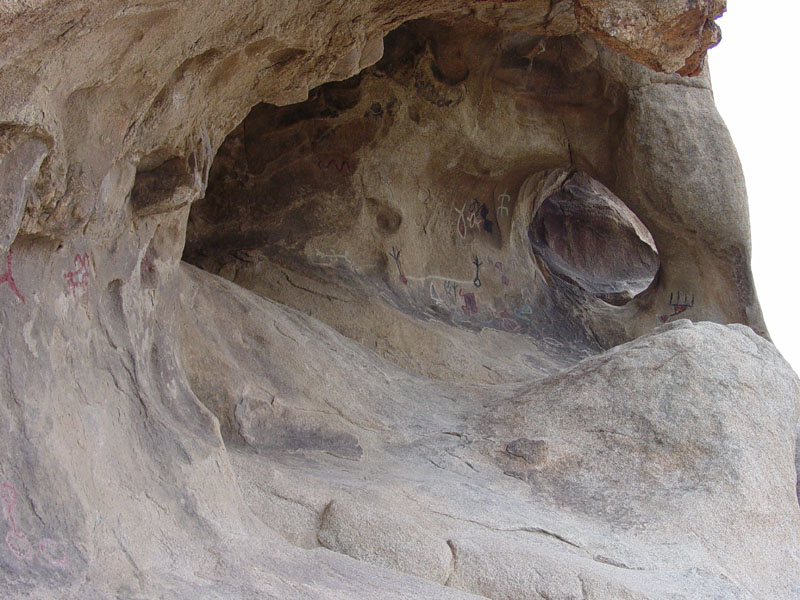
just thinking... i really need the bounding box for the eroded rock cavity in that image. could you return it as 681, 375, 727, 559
529, 171, 658, 304
185, 18, 750, 382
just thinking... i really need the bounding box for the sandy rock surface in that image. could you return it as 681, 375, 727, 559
1, 1, 798, 599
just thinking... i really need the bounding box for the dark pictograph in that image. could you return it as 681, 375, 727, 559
472, 256, 482, 288
659, 291, 695, 322
389, 246, 407, 285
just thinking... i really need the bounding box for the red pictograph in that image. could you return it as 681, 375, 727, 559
140, 253, 155, 276
659, 292, 695, 323
1, 481, 68, 567
1, 481, 34, 561
39, 538, 68, 568
459, 289, 478, 314
65, 253, 91, 297
495, 309, 522, 332
0, 249, 25, 303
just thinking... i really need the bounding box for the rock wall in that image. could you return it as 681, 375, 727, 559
1, 1, 798, 599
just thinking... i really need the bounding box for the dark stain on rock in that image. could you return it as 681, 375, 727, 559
506, 438, 548, 465
372, 201, 402, 234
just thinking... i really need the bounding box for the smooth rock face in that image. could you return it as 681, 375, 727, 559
1, 1, 798, 599
317, 499, 454, 583
178, 266, 800, 599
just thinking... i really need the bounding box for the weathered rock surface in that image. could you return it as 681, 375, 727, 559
186, 16, 765, 376
1, 1, 798, 599
178, 265, 800, 599
573, 0, 726, 75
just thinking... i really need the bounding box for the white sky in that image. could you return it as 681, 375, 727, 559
709, 2, 800, 373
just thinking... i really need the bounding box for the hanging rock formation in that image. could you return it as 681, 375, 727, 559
1, 1, 798, 599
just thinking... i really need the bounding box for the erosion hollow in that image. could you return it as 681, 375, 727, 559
529, 171, 659, 306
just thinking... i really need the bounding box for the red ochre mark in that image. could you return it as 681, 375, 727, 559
317, 158, 353, 175
496, 309, 521, 332
494, 262, 509, 286
40, 538, 68, 568
6, 530, 34, 561
65, 253, 91, 297
2, 482, 68, 567
388, 247, 407, 285
1, 481, 20, 534
140, 253, 155, 276
659, 306, 689, 322
659, 292, 695, 323
0, 249, 25, 303
2, 481, 33, 561
459, 289, 478, 314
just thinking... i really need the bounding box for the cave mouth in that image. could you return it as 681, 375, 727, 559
529, 172, 659, 306
180, 17, 647, 381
